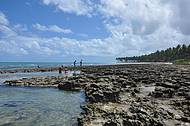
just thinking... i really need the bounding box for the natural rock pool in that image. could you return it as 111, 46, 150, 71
0, 72, 85, 126
0, 86, 85, 126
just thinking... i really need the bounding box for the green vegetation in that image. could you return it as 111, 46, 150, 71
173, 59, 190, 65
116, 44, 190, 64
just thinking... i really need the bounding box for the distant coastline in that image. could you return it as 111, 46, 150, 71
116, 44, 190, 65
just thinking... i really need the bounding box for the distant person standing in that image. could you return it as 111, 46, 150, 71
59, 67, 62, 74
80, 59, 83, 67
64, 67, 68, 74
74, 60, 77, 67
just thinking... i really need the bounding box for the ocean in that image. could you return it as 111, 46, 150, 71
0, 62, 102, 70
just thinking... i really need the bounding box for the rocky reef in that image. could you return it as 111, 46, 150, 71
3, 64, 190, 126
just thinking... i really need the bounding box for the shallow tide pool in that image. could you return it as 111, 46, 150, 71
0, 72, 85, 126
0, 86, 85, 126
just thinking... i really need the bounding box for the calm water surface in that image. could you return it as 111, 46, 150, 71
0, 62, 103, 70
0, 71, 80, 83
0, 72, 85, 126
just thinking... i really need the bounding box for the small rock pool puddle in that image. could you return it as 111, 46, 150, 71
140, 86, 155, 95
0, 71, 85, 126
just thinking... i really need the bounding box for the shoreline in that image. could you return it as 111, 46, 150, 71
2, 64, 190, 126
0, 62, 175, 74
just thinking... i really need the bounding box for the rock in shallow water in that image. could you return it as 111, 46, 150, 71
58, 81, 81, 91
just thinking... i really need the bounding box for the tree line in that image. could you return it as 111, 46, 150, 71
116, 44, 190, 62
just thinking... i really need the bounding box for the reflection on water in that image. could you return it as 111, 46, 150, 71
0, 86, 85, 126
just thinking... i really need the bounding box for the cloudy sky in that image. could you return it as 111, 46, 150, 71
0, 0, 190, 62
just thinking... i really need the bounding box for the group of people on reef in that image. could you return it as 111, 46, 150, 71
58, 59, 83, 74
74, 59, 83, 67
59, 65, 68, 74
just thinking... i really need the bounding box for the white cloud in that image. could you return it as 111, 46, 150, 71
1, 0, 190, 61
0, 25, 16, 36
0, 12, 108, 57
96, 0, 189, 56
0, 12, 9, 25
166, 0, 190, 35
13, 24, 28, 32
99, 0, 171, 35
33, 24, 73, 34
39, 0, 190, 57
0, 11, 15, 36
0, 12, 16, 36
42, 0, 94, 16
78, 33, 89, 38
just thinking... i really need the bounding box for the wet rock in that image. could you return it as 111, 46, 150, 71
131, 91, 136, 97
104, 120, 120, 126
181, 117, 190, 123
185, 95, 190, 100
151, 87, 175, 98
58, 81, 80, 91
134, 88, 140, 93
156, 82, 176, 89
85, 83, 120, 103
123, 119, 143, 126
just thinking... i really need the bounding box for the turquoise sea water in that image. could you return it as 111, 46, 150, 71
0, 62, 102, 70
0, 72, 85, 126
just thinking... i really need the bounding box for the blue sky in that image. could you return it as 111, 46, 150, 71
0, 0, 109, 39
0, 0, 190, 62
